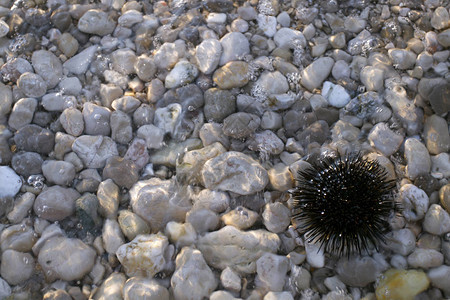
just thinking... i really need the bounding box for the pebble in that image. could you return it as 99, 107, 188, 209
322, 81, 351, 108
8, 97, 37, 131
33, 186, 80, 221
423, 115, 450, 155
273, 27, 306, 49
427, 265, 450, 296
110, 110, 132, 144
82, 102, 111, 136
78, 9, 116, 36
0, 278, 10, 299
60, 108, 84, 137
256, 253, 289, 292
400, 184, 430, 221
301, 57, 334, 91
257, 14, 277, 37
268, 163, 294, 191
195, 39, 222, 74
1, 222, 37, 252
423, 204, 450, 236
222, 113, 260, 139
96, 179, 120, 220
367, 123, 403, 156
431, 7, 449, 30
103, 156, 139, 189
123, 277, 169, 300
0, 58, 33, 83
59, 77, 82, 96
118, 210, 150, 241
213, 61, 249, 89
360, 66, 384, 92
336, 256, 387, 287
332, 60, 350, 80
136, 124, 164, 149
220, 267, 241, 293
63, 45, 98, 75
57, 33, 79, 58
385, 228, 416, 256
404, 138, 431, 180
202, 151, 268, 195
116, 233, 169, 277
0, 166, 22, 199
130, 178, 191, 231
165, 60, 199, 89
197, 226, 280, 274
134, 55, 156, 82
7, 192, 35, 224
171, 247, 217, 300
262, 203, 291, 233
0, 249, 35, 285
150, 138, 202, 167
407, 248, 444, 269
219, 32, 250, 65
42, 160, 76, 186
17, 72, 47, 98
221, 206, 258, 230
428, 83, 450, 115
11, 152, 43, 178
72, 135, 118, 168
437, 28, 450, 47
111, 48, 137, 75
118, 10, 143, 28
38, 236, 96, 282
256, 71, 289, 95
165, 222, 197, 247
375, 269, 430, 300
31, 50, 63, 89
92, 272, 126, 300
102, 219, 125, 254
304, 241, 325, 268
154, 43, 180, 70
440, 184, 450, 213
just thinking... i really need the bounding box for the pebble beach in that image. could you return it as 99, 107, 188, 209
0, 0, 449, 299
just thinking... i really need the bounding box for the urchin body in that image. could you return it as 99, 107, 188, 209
292, 153, 397, 257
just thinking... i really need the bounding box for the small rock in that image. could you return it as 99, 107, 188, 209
296, 120, 330, 148
255, 253, 289, 292
17, 72, 47, 98
103, 156, 140, 189
78, 9, 116, 36
102, 219, 125, 254
336, 255, 387, 287
97, 179, 120, 219
14, 124, 55, 155
186, 209, 219, 234
171, 247, 218, 300
154, 43, 180, 70
427, 265, 450, 296
0, 58, 33, 83
256, 71, 289, 95
385, 228, 416, 256
219, 32, 250, 65
204, 88, 236, 122
136, 125, 164, 150
376, 269, 430, 300
221, 206, 258, 230
72, 135, 118, 169
60, 108, 84, 137
1, 222, 37, 253
63, 45, 98, 75
423, 204, 450, 236
202, 151, 268, 195
110, 110, 133, 144
92, 273, 126, 300
165, 60, 199, 89
273, 27, 306, 49
197, 226, 280, 274
82, 102, 111, 136
195, 39, 222, 74
118, 210, 151, 242
0, 278, 10, 299
0, 249, 35, 285
305, 241, 325, 268
268, 163, 294, 191
116, 233, 169, 277
423, 115, 450, 155
118, 10, 143, 28
322, 81, 350, 108
431, 7, 449, 30
0, 166, 22, 199
262, 202, 291, 233
428, 83, 450, 115
301, 57, 334, 91
257, 14, 277, 37
7, 192, 35, 224
8, 97, 37, 131
213, 61, 249, 89
407, 248, 443, 269
154, 103, 182, 136
111, 48, 137, 75
385, 86, 423, 135
11, 151, 43, 177
130, 178, 191, 231
31, 50, 63, 89
42, 160, 76, 186
59, 77, 82, 96
368, 123, 403, 156
165, 222, 197, 248
38, 236, 96, 282
404, 138, 431, 180
222, 113, 260, 139
331, 120, 360, 142
437, 28, 450, 47
57, 33, 79, 58
134, 55, 156, 82
34, 186, 80, 221
123, 277, 169, 300
388, 49, 417, 70
400, 184, 429, 222
360, 66, 384, 92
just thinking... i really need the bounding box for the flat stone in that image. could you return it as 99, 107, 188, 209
197, 226, 280, 274
38, 236, 96, 282
201, 151, 268, 195
407, 248, 444, 269
82, 102, 111, 136
11, 152, 43, 177
103, 156, 140, 189
213, 61, 249, 89
8, 97, 37, 131
31, 50, 63, 89
78, 9, 116, 36
219, 32, 250, 65
34, 186, 80, 221
63, 45, 99, 75
17, 72, 47, 98
423, 204, 450, 236
368, 123, 403, 156
0, 57, 33, 83
60, 108, 84, 137
300, 57, 334, 91
195, 39, 222, 74
0, 249, 35, 285
116, 233, 169, 277
14, 124, 55, 154
336, 256, 388, 287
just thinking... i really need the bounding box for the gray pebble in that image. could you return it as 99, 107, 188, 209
300, 57, 334, 91
186, 209, 219, 234
423, 204, 450, 236
72, 135, 118, 169
110, 110, 133, 144
219, 32, 250, 65
60, 108, 84, 137
134, 55, 156, 82
404, 138, 431, 180
42, 160, 76, 186
8, 97, 37, 131
17, 72, 47, 98
111, 48, 137, 75
59, 77, 82, 96
97, 179, 120, 219
103, 156, 140, 189
31, 50, 63, 89
428, 266, 450, 296
82, 102, 111, 136
195, 39, 222, 74
12, 151, 43, 177
222, 113, 260, 139
424, 115, 450, 155
118, 210, 150, 240
368, 123, 403, 156
137, 124, 164, 149
408, 248, 444, 269
78, 9, 116, 36
63, 45, 99, 75
14, 124, 55, 155
204, 88, 236, 122
0, 249, 35, 285
262, 202, 291, 233
7, 192, 35, 224
34, 186, 80, 221
124, 277, 169, 300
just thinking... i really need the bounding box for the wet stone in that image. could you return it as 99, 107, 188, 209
8, 97, 37, 131
296, 120, 330, 148
423, 115, 450, 155
42, 160, 76, 186
124, 277, 169, 300
57, 32, 79, 58
111, 48, 137, 75
300, 57, 334, 91
34, 186, 80, 222
77, 9, 116, 36
404, 138, 431, 180
72, 135, 119, 169
204, 88, 236, 123
82, 102, 111, 136
12, 152, 43, 177
0, 249, 35, 286
428, 83, 450, 115
59, 77, 82, 96
222, 113, 260, 139
213, 61, 249, 89
31, 50, 63, 89
134, 55, 156, 82
75, 193, 102, 239
63, 45, 99, 75
195, 39, 222, 74
97, 179, 120, 219
219, 32, 250, 65
118, 210, 151, 241
0, 58, 33, 83
60, 108, 84, 137
14, 124, 55, 155
368, 123, 403, 157
110, 110, 133, 144
103, 156, 140, 189
17, 72, 47, 98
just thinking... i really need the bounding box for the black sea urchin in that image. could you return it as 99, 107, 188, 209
292, 153, 397, 257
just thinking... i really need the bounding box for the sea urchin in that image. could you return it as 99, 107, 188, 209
291, 153, 397, 257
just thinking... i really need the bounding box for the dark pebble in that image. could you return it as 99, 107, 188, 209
14, 124, 55, 155
102, 156, 140, 189
12, 151, 43, 177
